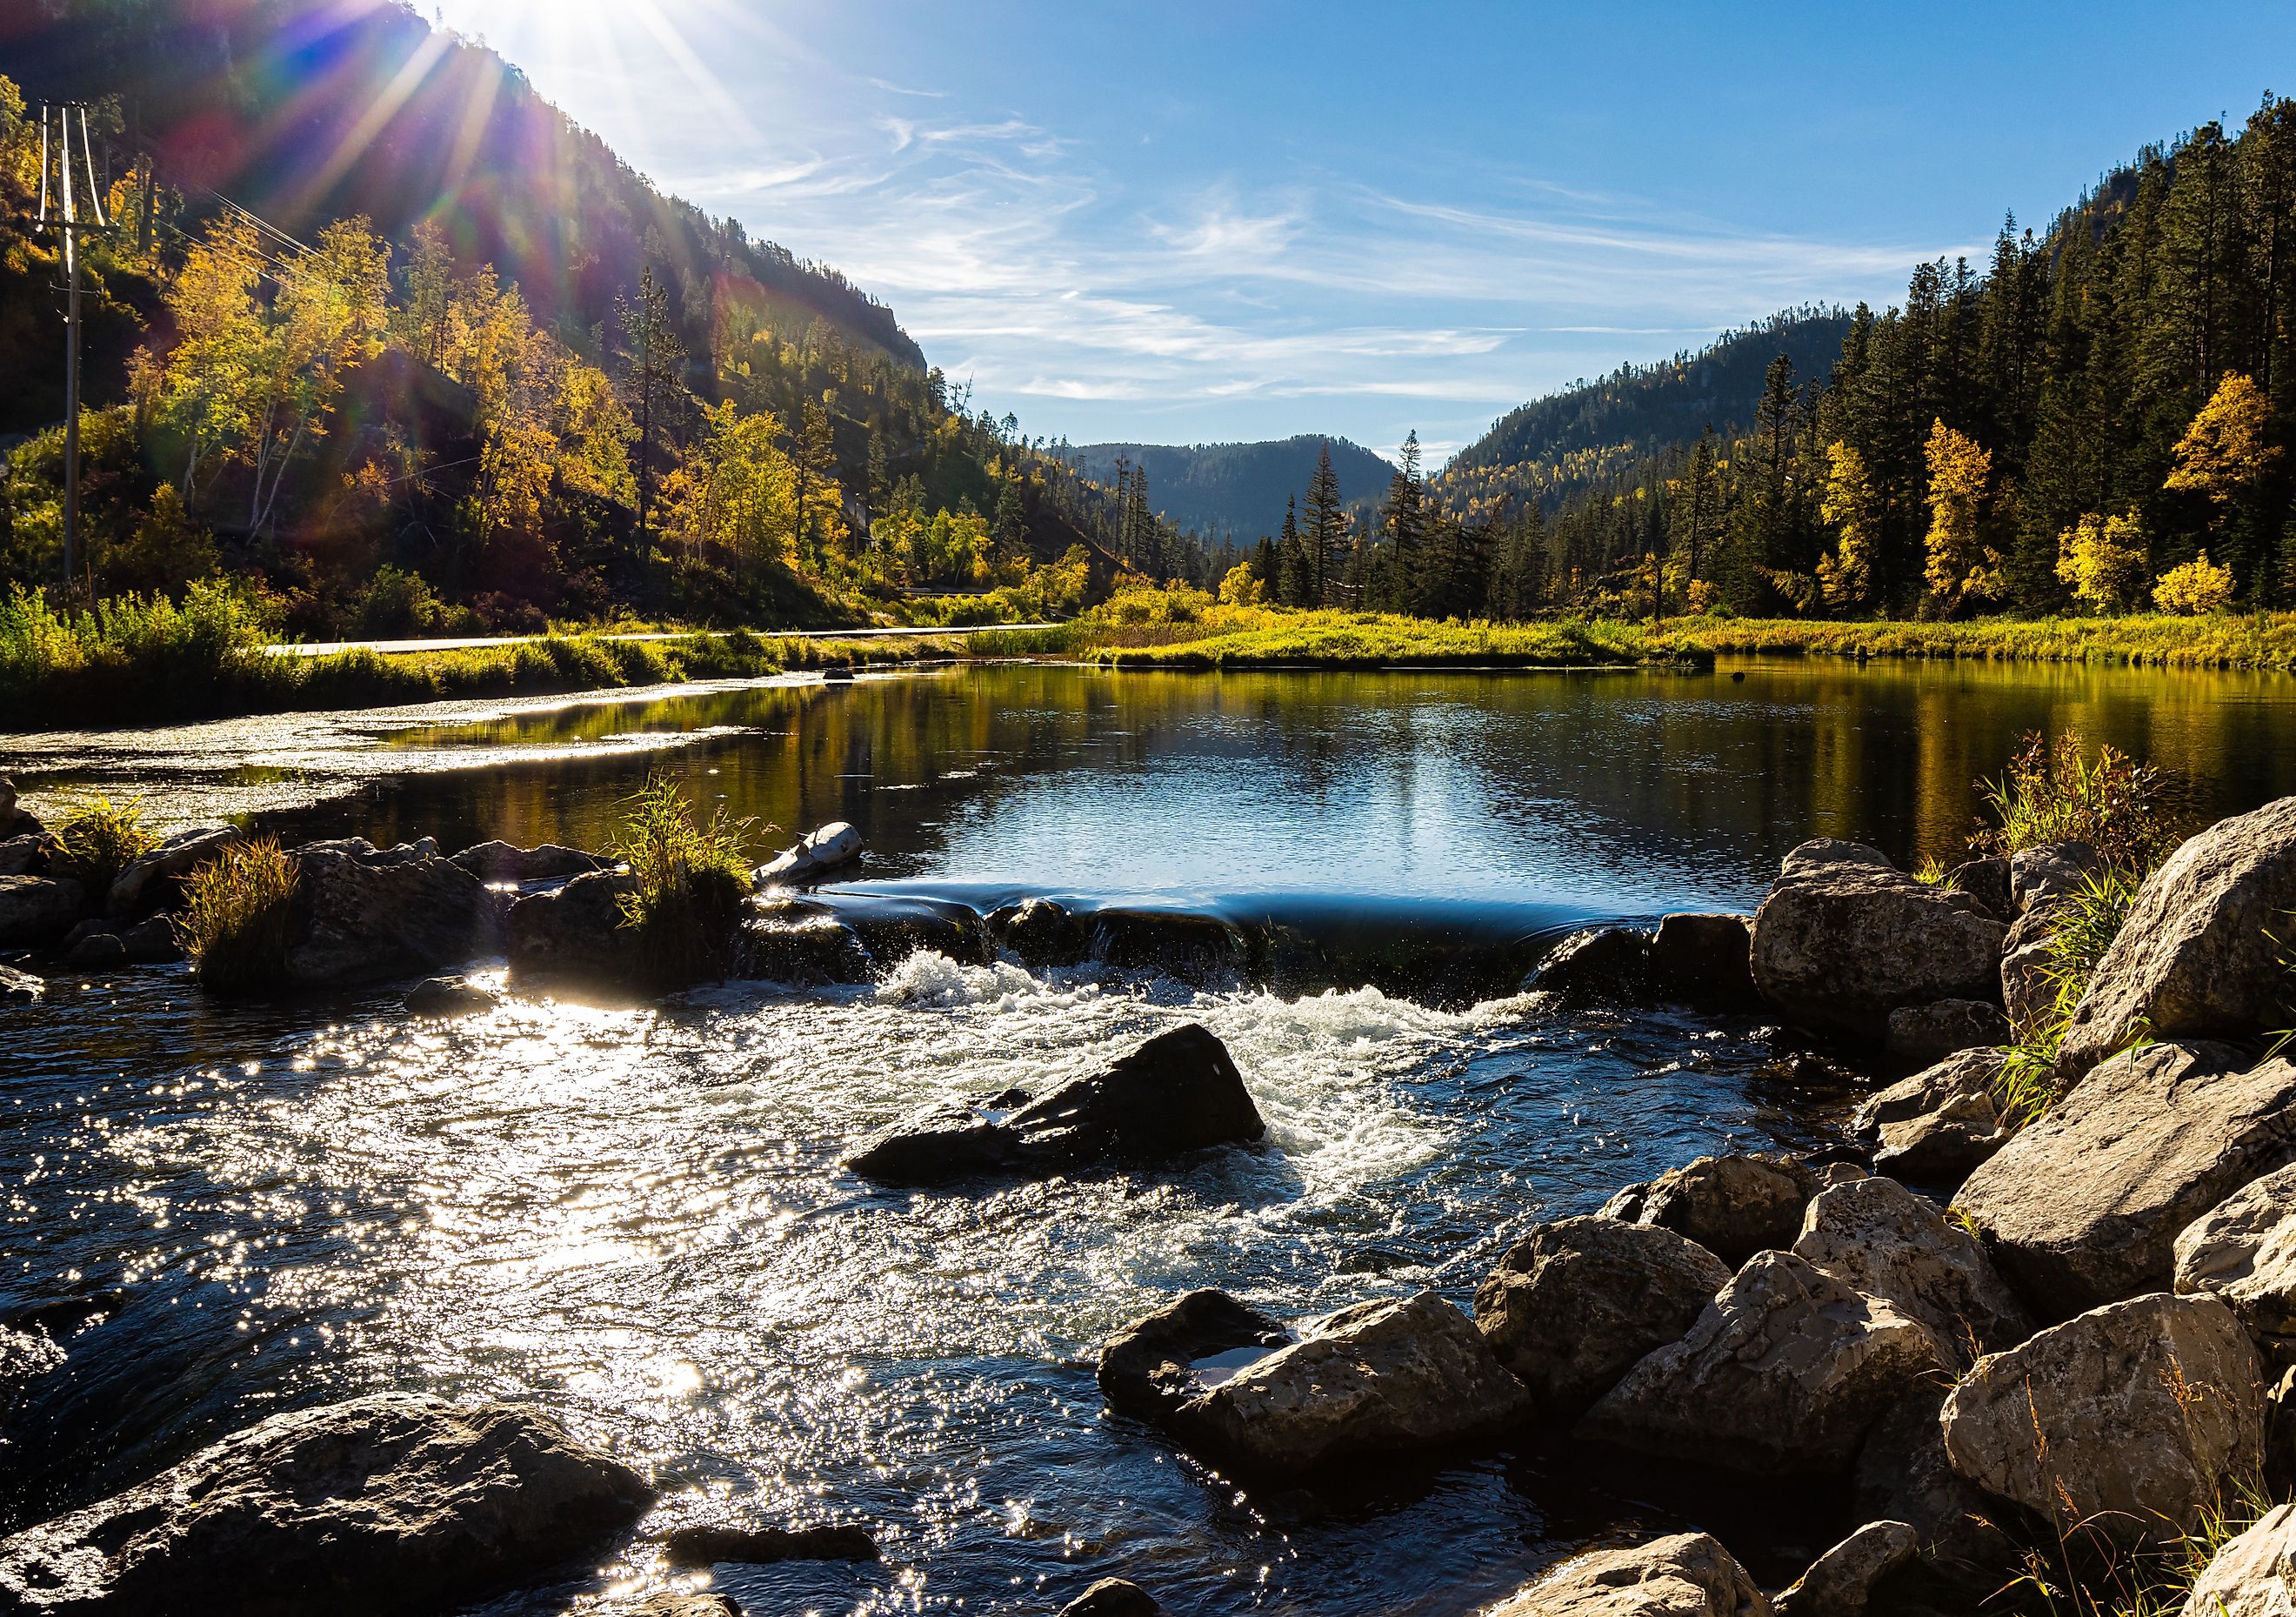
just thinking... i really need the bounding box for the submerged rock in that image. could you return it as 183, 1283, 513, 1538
1473, 1216, 1732, 1419
448, 840, 603, 884
2173, 1161, 2296, 1364
744, 912, 872, 985
1484, 1532, 1768, 1617
2058, 798, 2296, 1079
1772, 1520, 1919, 1617
280, 839, 493, 990
987, 898, 1089, 968
1791, 1177, 2030, 1368
756, 822, 863, 887
1098, 1289, 1291, 1428
1089, 909, 1255, 985
1750, 840, 2006, 1039
1648, 912, 1759, 1006
2180, 1502, 2296, 1617
1173, 1291, 1533, 1473
404, 976, 499, 1017
0, 876, 85, 949
1574, 1250, 1946, 1476
106, 825, 238, 918
0, 1393, 655, 1614
1940, 1291, 2264, 1547
848, 1024, 1265, 1185
656, 1522, 878, 1567
1634, 1154, 1819, 1268
1060, 1580, 1164, 1617
1954, 1041, 2296, 1320
1883, 999, 2009, 1070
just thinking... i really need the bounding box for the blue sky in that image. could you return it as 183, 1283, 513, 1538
430, 0, 2296, 464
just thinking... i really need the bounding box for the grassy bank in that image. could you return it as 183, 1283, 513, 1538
1646, 612, 2296, 668
0, 583, 958, 732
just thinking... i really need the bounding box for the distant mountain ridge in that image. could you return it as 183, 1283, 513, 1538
1069, 436, 1395, 541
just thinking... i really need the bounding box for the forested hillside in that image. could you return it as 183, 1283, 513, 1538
1069, 437, 1393, 545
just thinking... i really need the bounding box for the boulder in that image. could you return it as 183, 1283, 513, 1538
1484, 1533, 1768, 1617
756, 822, 863, 886
1173, 1291, 1533, 1473
1530, 927, 1652, 1004
1999, 907, 2068, 1039
0, 835, 47, 878
1852, 1392, 2016, 1594
1750, 840, 2006, 1039
1791, 1177, 2031, 1367
1772, 1520, 1919, 1617
2008, 841, 2099, 915
657, 1522, 878, 1567
507, 870, 640, 984
404, 976, 499, 1017
848, 1024, 1265, 1185
987, 899, 1089, 969
1954, 1042, 2296, 1320
2058, 798, 2296, 1079
827, 894, 993, 968
2180, 1504, 2296, 1617
106, 826, 238, 918
618, 1597, 741, 1617
743, 914, 872, 985
1939, 1292, 2264, 1547
2174, 1161, 2296, 1363
2271, 1366, 2296, 1493
1473, 1216, 1733, 1418
0, 876, 85, 949
1883, 1000, 2009, 1070
1060, 1580, 1163, 1617
1098, 1289, 1291, 1428
448, 840, 603, 884
1089, 909, 1254, 985
1848, 1049, 2009, 1184
1647, 913, 1758, 1006
1574, 1251, 1947, 1475
57, 931, 127, 972
280, 839, 493, 989
0, 1393, 655, 1614
1944, 857, 2013, 919
1599, 1183, 1651, 1222
0, 964, 43, 1004
1635, 1154, 1819, 1267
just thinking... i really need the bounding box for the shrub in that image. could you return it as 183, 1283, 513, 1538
1969, 729, 2185, 875
177, 838, 299, 991
53, 795, 158, 895
611, 776, 756, 986
2152, 551, 2237, 616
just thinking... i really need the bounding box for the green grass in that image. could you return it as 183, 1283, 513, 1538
52, 795, 159, 895
1645, 611, 2296, 669
611, 776, 757, 987
177, 837, 299, 991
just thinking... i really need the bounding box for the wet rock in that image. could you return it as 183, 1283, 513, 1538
1852, 1392, 2016, 1595
657, 1522, 878, 1567
1648, 913, 1758, 1006
0, 1393, 655, 1614
404, 976, 499, 1016
2008, 841, 2099, 915
832, 894, 993, 968
1849, 1049, 2007, 1175
1751, 840, 2007, 1039
1575, 1251, 1947, 1475
107, 825, 239, 918
1090, 909, 1253, 985
2174, 1161, 2296, 1364
448, 839, 603, 884
2180, 1503, 2296, 1617
756, 822, 863, 887
0, 835, 48, 878
1792, 1177, 2031, 1367
744, 913, 872, 985
1884, 1000, 2009, 1071
0, 964, 43, 1004
1940, 1291, 2265, 1547
57, 930, 127, 972
277, 839, 492, 989
1175, 1291, 1534, 1473
987, 898, 1089, 969
1474, 1216, 1732, 1418
1484, 1532, 1768, 1617
616, 1594, 741, 1617
1773, 1520, 1919, 1617
848, 1024, 1265, 1185
1530, 927, 1652, 1004
0, 876, 86, 949
507, 870, 640, 984
1098, 1289, 1291, 1428
1636, 1154, 1819, 1268
1954, 1041, 2296, 1320
1060, 1579, 1163, 1617
2059, 798, 2296, 1079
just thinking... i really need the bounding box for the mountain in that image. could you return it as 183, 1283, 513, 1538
1436, 308, 1853, 519
1069, 437, 1396, 541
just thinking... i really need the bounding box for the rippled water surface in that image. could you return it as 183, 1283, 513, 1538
7, 659, 2296, 1614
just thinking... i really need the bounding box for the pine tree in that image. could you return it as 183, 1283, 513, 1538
1379, 430, 1427, 611
1301, 441, 1347, 605
616, 263, 687, 560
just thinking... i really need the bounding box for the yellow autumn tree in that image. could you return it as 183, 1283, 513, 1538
2166, 373, 2279, 504
2153, 551, 2237, 614
2053, 512, 2149, 612
1815, 439, 1878, 610
1922, 420, 2002, 610
668, 399, 799, 576
1218, 559, 1266, 606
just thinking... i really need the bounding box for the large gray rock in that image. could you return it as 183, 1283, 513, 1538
1647, 913, 1759, 1006
848, 1024, 1265, 1185
2180, 1502, 2296, 1617
1098, 1289, 1291, 1428
1634, 1155, 1819, 1268
1772, 1520, 1919, 1617
2059, 798, 2296, 1079
280, 839, 493, 989
756, 822, 863, 886
1852, 1392, 2017, 1595
1174, 1291, 1533, 1474
1940, 1292, 2264, 1547
1484, 1532, 1769, 1617
2007, 842, 2099, 915
506, 870, 640, 984
1848, 1050, 2009, 1183
1751, 840, 2006, 1039
1575, 1251, 1946, 1475
1792, 1177, 2031, 1368
106, 826, 238, 919
448, 840, 603, 884
1474, 1216, 1732, 1418
0, 1393, 655, 1614
2175, 1162, 2296, 1364
0, 876, 85, 948
1955, 1042, 2296, 1320
1884, 1000, 2009, 1070
1999, 898, 2072, 1039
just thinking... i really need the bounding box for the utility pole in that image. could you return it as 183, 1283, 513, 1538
36, 103, 109, 599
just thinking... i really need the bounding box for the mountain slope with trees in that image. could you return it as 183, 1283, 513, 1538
1068, 437, 1394, 545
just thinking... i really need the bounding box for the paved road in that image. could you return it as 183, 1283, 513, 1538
265, 625, 1058, 657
